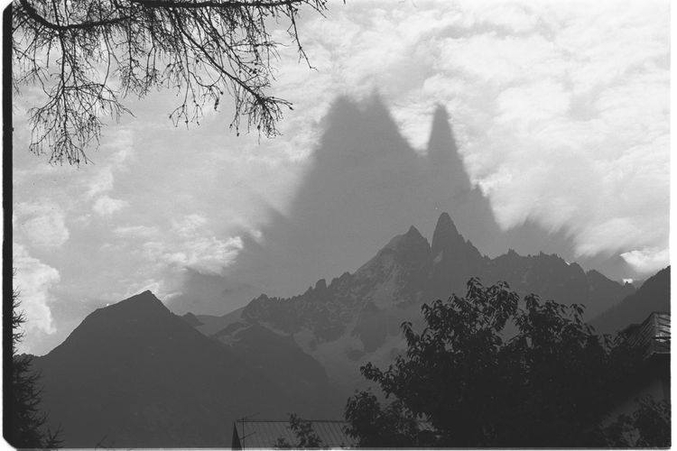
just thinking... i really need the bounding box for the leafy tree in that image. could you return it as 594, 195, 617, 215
632, 398, 670, 446
345, 277, 647, 447
11, 0, 329, 164
344, 391, 436, 447
600, 397, 670, 447
273, 413, 325, 448
7, 289, 62, 448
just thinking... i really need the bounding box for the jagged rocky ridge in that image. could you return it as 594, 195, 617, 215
172, 96, 637, 315
32, 216, 655, 448
240, 213, 633, 345
207, 213, 635, 395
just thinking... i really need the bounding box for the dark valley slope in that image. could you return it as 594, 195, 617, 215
33, 291, 332, 448
590, 266, 670, 334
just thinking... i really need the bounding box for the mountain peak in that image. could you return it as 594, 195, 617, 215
431, 212, 461, 255
384, 225, 429, 252
45, 290, 176, 362
314, 278, 327, 291
356, 224, 430, 277
119, 289, 165, 306
406, 225, 424, 239
95, 290, 170, 322
435, 211, 455, 229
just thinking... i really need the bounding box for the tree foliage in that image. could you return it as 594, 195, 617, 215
12, 0, 329, 165
273, 413, 325, 449
345, 278, 655, 447
600, 397, 670, 447
7, 289, 62, 448
344, 392, 435, 447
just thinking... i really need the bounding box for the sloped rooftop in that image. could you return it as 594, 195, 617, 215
232, 419, 356, 449
624, 312, 670, 358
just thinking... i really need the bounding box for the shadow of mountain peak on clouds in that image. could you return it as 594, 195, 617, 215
427, 104, 468, 184
170, 94, 636, 316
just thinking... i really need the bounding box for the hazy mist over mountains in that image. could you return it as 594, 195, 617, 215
9, 0, 670, 446
31, 209, 668, 447
170, 95, 638, 317
228, 212, 637, 394
25, 95, 668, 445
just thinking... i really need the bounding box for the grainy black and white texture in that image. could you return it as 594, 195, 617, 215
8, 0, 670, 448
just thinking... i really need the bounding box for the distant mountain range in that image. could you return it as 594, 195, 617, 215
171, 97, 638, 315
216, 212, 636, 396
33, 212, 667, 447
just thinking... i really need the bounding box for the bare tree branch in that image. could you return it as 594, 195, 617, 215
135, 0, 313, 9
12, 0, 330, 165
19, 0, 131, 32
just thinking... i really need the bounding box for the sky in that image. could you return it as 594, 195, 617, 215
11, 0, 670, 355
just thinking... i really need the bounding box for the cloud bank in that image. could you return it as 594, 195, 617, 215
266, 0, 669, 273
13, 245, 61, 348
12, 0, 669, 354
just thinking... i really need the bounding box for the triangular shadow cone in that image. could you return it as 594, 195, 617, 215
172, 95, 636, 314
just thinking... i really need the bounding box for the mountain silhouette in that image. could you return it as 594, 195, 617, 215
171, 95, 639, 316
429, 212, 487, 299
232, 212, 635, 396
32, 291, 331, 447
590, 266, 670, 334
35, 217, 644, 447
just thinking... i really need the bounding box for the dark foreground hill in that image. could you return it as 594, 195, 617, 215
33, 291, 332, 448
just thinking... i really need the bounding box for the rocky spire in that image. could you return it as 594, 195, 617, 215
428, 212, 485, 300
431, 212, 464, 257
381, 225, 430, 261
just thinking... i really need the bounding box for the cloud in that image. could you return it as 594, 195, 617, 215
114, 225, 160, 238
10, 0, 669, 354
139, 213, 244, 275
154, 236, 244, 274
621, 247, 669, 275
14, 202, 70, 248
275, 0, 668, 267
101, 129, 135, 168
86, 167, 115, 198
171, 214, 208, 237
93, 195, 129, 216
110, 213, 244, 289
120, 278, 179, 302
13, 245, 60, 343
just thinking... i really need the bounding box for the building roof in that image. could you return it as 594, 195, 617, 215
624, 312, 670, 358
232, 419, 357, 449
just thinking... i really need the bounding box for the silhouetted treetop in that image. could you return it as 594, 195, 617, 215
12, 0, 329, 164
8, 289, 62, 448
345, 278, 649, 447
